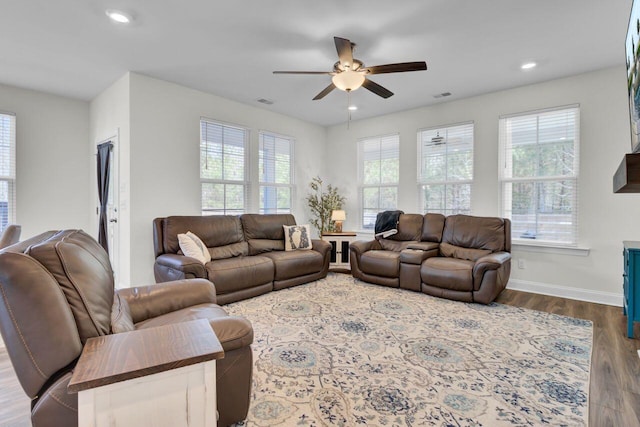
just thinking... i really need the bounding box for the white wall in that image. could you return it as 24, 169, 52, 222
89, 73, 131, 287
0, 83, 90, 238
326, 66, 635, 304
127, 73, 326, 284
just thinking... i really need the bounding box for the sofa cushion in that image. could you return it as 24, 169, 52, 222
205, 256, 274, 295
283, 224, 312, 251
260, 250, 324, 280
178, 231, 211, 264
442, 215, 506, 252
163, 215, 244, 254
360, 250, 401, 278
209, 241, 249, 260
440, 242, 492, 262
421, 213, 446, 242
241, 214, 296, 255
28, 230, 114, 343
388, 214, 424, 241
421, 257, 475, 292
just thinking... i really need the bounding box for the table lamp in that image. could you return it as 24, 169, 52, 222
331, 210, 346, 233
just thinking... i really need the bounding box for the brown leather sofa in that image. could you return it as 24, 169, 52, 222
153, 214, 332, 304
350, 214, 511, 304
0, 230, 253, 427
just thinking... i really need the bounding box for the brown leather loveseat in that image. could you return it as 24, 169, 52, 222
153, 214, 331, 304
0, 230, 253, 427
350, 214, 511, 304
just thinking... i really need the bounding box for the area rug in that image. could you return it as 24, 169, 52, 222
226, 273, 592, 426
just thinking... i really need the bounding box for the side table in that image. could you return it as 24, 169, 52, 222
68, 319, 224, 427
322, 232, 357, 272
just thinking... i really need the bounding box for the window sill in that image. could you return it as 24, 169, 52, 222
512, 242, 590, 257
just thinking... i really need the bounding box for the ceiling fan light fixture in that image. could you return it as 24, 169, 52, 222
332, 70, 365, 92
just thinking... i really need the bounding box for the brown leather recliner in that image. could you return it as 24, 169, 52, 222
153, 214, 331, 304
0, 230, 253, 427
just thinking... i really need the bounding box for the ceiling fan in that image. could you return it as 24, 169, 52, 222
273, 36, 427, 100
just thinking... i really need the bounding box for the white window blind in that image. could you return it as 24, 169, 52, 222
358, 134, 399, 229
259, 132, 294, 214
200, 119, 248, 215
0, 113, 16, 232
417, 122, 474, 215
499, 105, 580, 245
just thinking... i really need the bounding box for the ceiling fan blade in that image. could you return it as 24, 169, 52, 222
363, 61, 427, 75
273, 71, 333, 75
334, 37, 354, 68
313, 83, 336, 100
362, 78, 394, 98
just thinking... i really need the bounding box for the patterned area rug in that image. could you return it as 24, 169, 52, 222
226, 273, 592, 426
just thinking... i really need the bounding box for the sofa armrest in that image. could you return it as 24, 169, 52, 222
349, 239, 379, 256
209, 316, 254, 351
116, 279, 217, 324
473, 252, 511, 282
311, 239, 331, 255
155, 254, 207, 278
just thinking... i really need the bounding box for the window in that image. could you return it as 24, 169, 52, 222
417, 122, 474, 215
358, 134, 399, 229
259, 132, 294, 214
499, 105, 579, 245
200, 119, 248, 215
0, 113, 15, 232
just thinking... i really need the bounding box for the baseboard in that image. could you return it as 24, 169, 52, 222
507, 279, 623, 307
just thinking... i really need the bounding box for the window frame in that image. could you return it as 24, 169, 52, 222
498, 104, 580, 247
199, 118, 250, 216
258, 131, 295, 214
0, 112, 16, 232
417, 121, 474, 216
357, 133, 400, 230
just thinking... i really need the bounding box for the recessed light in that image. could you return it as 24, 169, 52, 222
521, 62, 537, 70
348, 105, 358, 111
106, 10, 132, 24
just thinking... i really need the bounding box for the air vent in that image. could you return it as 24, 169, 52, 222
433, 92, 452, 99
256, 98, 274, 105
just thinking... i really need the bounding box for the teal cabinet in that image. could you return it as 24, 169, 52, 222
623, 241, 640, 338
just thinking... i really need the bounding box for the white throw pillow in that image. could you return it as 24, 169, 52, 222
177, 231, 211, 264
283, 224, 312, 251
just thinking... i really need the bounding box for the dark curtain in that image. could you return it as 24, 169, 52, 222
97, 142, 113, 253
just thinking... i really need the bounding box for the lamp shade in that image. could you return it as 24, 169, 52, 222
331, 71, 365, 92
331, 210, 346, 221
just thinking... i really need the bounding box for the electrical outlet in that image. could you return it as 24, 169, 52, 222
518, 259, 526, 269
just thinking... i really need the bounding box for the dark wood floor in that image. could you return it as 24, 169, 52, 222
0, 289, 638, 426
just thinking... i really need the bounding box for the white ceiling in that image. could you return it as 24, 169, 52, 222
0, 0, 632, 126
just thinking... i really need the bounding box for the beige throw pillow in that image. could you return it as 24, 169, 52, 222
283, 225, 312, 251
178, 231, 211, 264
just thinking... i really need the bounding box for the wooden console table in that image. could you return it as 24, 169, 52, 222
322, 232, 357, 272
68, 319, 224, 427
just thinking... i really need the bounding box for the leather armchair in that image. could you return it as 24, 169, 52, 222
0, 229, 253, 427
